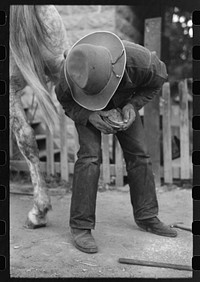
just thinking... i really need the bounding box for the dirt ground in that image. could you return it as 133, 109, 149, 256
10, 183, 192, 278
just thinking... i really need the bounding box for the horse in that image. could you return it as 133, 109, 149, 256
10, 5, 70, 228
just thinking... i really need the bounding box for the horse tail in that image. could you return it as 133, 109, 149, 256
10, 5, 59, 132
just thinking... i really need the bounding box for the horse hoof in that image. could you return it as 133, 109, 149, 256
24, 218, 47, 229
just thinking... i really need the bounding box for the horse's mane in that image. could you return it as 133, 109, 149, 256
10, 5, 59, 132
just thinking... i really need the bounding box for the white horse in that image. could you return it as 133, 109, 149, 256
10, 5, 69, 228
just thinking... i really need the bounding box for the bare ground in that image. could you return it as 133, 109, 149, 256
10, 184, 192, 278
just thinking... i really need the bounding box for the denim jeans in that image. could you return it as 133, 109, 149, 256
69, 110, 158, 229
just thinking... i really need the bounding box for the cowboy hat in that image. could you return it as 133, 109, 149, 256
64, 31, 126, 111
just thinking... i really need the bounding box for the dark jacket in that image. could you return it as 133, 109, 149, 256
55, 40, 168, 126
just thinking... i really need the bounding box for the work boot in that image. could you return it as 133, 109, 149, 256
135, 217, 177, 237
71, 228, 98, 253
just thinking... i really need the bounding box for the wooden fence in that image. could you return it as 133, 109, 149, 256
10, 79, 192, 186
161, 79, 192, 183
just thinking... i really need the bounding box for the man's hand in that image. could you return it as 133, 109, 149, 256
121, 103, 136, 130
88, 111, 117, 134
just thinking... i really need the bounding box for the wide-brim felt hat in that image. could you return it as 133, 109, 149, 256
64, 31, 126, 111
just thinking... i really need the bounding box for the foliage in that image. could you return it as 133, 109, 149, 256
164, 6, 192, 82
128, 4, 192, 82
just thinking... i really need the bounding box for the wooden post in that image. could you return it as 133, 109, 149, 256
102, 134, 110, 184
59, 105, 69, 182
144, 17, 162, 187
162, 82, 172, 183
46, 126, 54, 176
115, 137, 124, 186
179, 80, 190, 179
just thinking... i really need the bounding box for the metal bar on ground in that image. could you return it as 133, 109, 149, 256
118, 258, 192, 271
170, 224, 192, 232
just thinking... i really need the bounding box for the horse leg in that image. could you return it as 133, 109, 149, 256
10, 89, 52, 228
